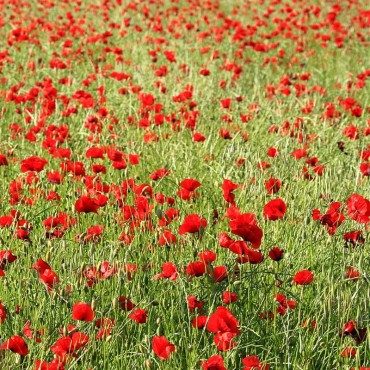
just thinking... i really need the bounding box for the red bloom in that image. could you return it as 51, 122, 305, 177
129, 309, 147, 324
222, 179, 239, 205
153, 262, 178, 281
268, 247, 284, 261
222, 291, 238, 304
118, 296, 136, 311
75, 195, 100, 214
185, 261, 206, 277
242, 355, 270, 370
213, 331, 237, 351
1, 335, 28, 356
346, 194, 370, 224
0, 301, 6, 323
187, 296, 204, 312
191, 316, 208, 329
20, 156, 48, 172
293, 270, 314, 285
72, 302, 95, 322
344, 231, 365, 247
177, 178, 201, 200
201, 354, 226, 370
312, 202, 345, 235
50, 332, 89, 358
152, 335, 176, 360
207, 306, 239, 334
263, 198, 287, 220
210, 265, 228, 282
0, 250, 17, 269
179, 214, 207, 235
229, 213, 263, 249
264, 178, 281, 195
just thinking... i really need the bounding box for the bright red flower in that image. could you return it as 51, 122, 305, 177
154, 262, 178, 281
50, 332, 89, 358
129, 309, 147, 324
1, 335, 28, 356
201, 354, 226, 370
152, 335, 176, 360
346, 194, 370, 224
185, 261, 206, 277
72, 302, 95, 322
222, 179, 239, 205
207, 306, 239, 334
191, 316, 208, 329
222, 291, 238, 304
179, 214, 207, 235
293, 270, 314, 285
242, 355, 270, 370
34, 358, 65, 370
263, 198, 287, 220
75, 195, 100, 213
214, 331, 237, 351
20, 156, 48, 172
229, 213, 263, 249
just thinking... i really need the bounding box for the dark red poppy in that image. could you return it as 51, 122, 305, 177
119, 296, 136, 311
268, 247, 284, 261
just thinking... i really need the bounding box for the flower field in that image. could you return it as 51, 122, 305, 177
0, 0, 369, 369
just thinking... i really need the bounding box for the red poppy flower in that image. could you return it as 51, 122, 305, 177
0, 301, 6, 323
185, 261, 206, 277
222, 291, 238, 304
179, 214, 207, 235
72, 302, 95, 322
213, 332, 236, 351
264, 178, 281, 195
207, 306, 239, 334
153, 262, 178, 281
346, 194, 370, 224
263, 198, 287, 220
268, 247, 284, 261
201, 354, 226, 370
152, 335, 176, 360
75, 195, 100, 213
222, 179, 239, 205
187, 296, 204, 312
1, 335, 29, 356
118, 296, 136, 311
191, 316, 208, 329
293, 270, 314, 285
129, 309, 147, 324
229, 213, 263, 249
242, 355, 270, 370
20, 156, 48, 172
50, 332, 89, 358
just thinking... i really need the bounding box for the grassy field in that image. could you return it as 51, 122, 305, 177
0, 0, 369, 369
